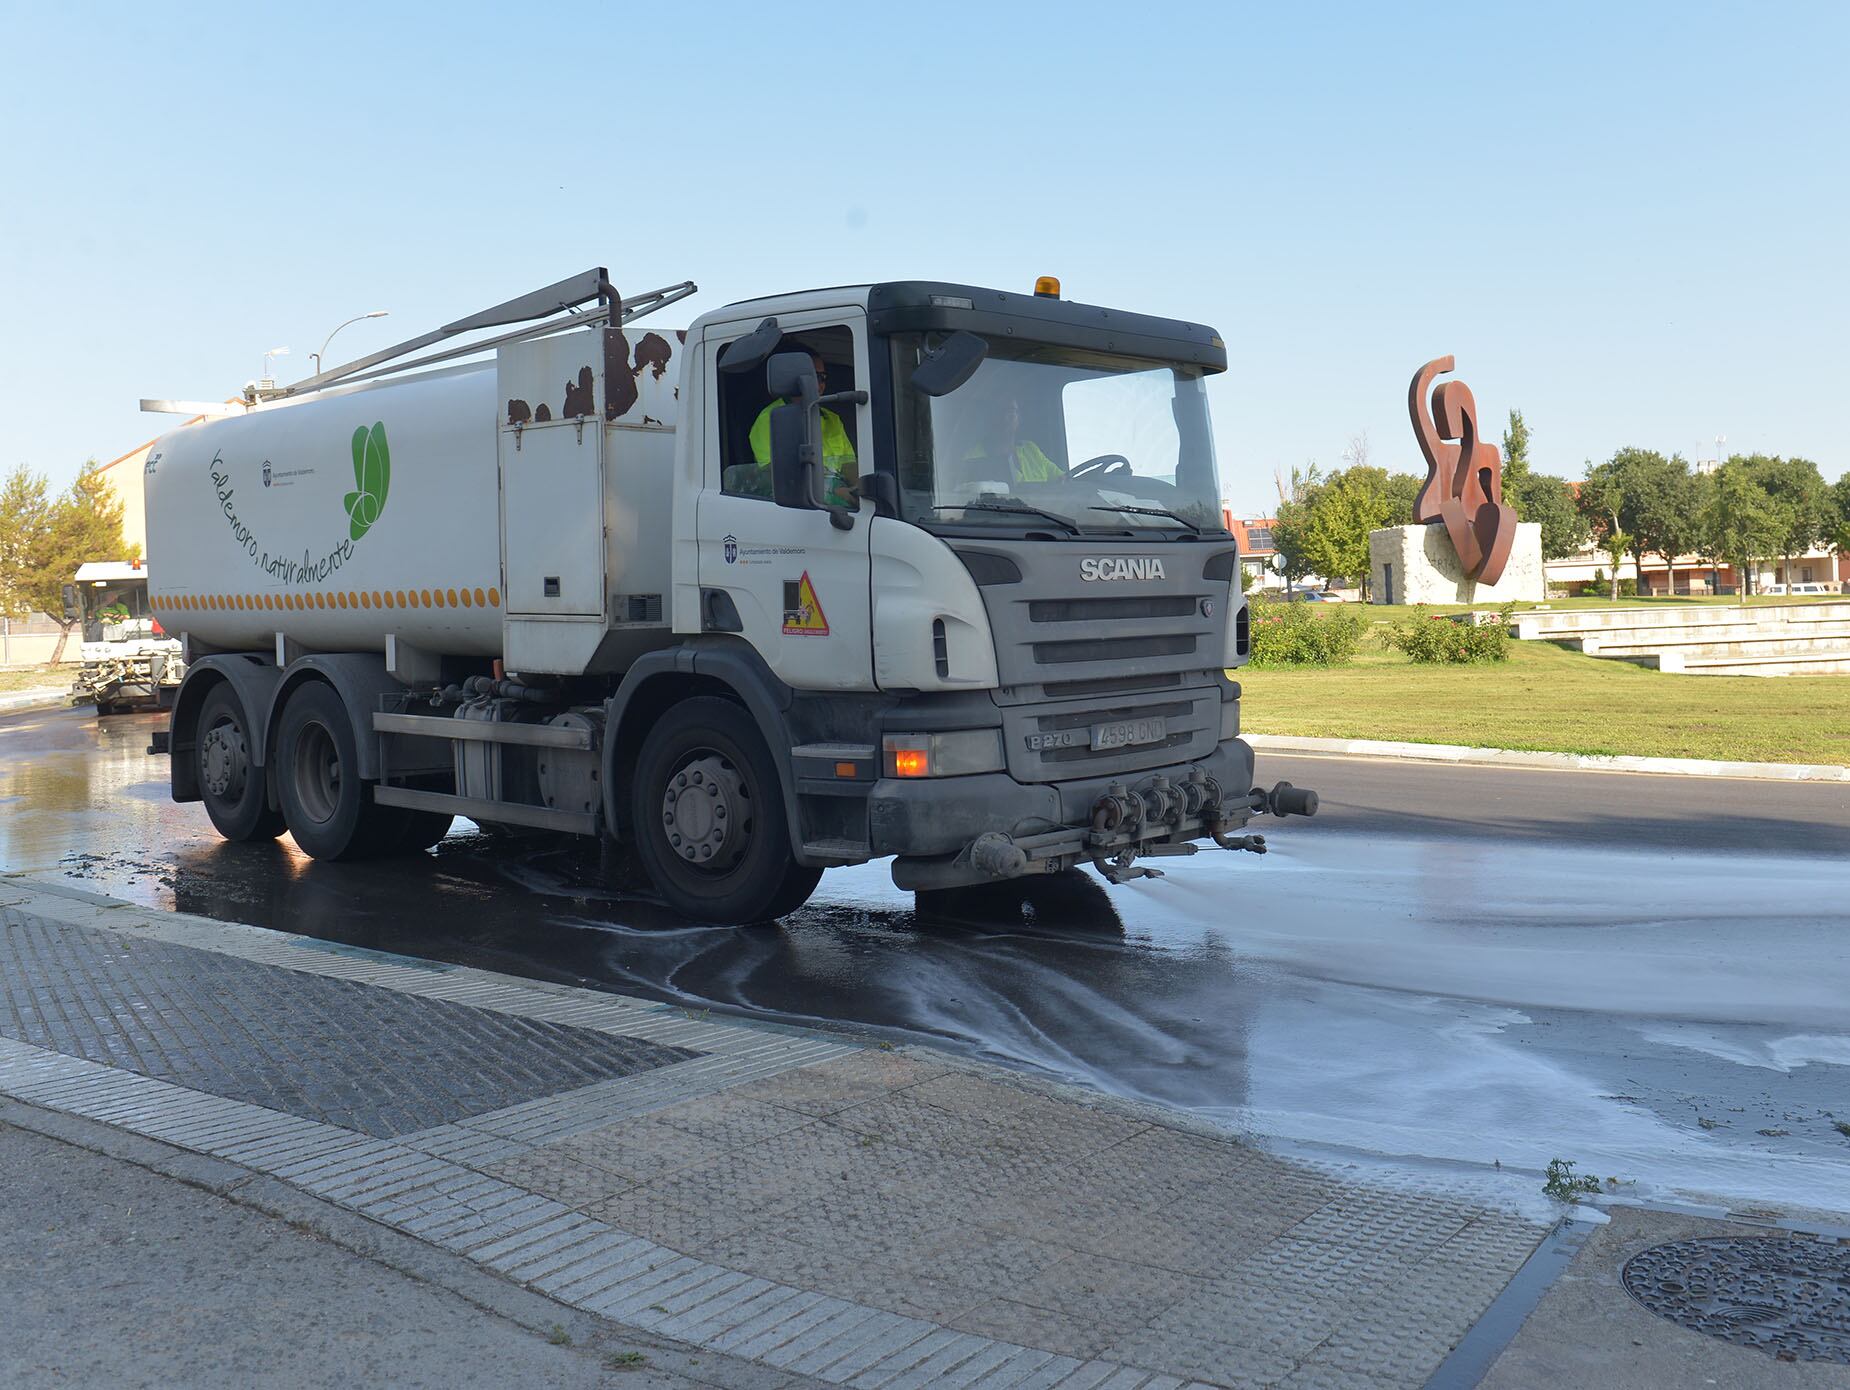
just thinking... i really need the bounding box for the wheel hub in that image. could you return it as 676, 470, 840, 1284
201, 721, 247, 800
661, 755, 748, 867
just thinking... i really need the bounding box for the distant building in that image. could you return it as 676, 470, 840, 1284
1224, 513, 1287, 591
94, 435, 156, 557
1544, 540, 1846, 596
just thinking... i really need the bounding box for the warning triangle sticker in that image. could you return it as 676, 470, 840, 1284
782, 571, 830, 636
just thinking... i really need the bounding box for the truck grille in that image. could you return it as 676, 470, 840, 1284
952, 541, 1237, 783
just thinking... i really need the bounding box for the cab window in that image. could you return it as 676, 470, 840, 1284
716, 325, 858, 501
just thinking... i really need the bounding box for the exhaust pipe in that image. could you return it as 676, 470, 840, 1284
1256, 781, 1318, 818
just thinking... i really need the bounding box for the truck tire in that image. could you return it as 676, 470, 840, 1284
274, 681, 401, 861
196, 683, 286, 842
631, 696, 808, 924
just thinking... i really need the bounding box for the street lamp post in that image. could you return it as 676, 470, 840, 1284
310, 311, 390, 375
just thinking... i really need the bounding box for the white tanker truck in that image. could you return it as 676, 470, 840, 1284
143, 270, 1314, 923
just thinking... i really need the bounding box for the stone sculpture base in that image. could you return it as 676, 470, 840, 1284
1369, 522, 1543, 604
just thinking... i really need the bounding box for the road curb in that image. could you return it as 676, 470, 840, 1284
0, 686, 72, 715
1246, 733, 1850, 783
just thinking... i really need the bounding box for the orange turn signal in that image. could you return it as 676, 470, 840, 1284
891, 748, 930, 778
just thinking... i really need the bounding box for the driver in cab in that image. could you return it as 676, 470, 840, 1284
964, 396, 1062, 484
748, 347, 858, 507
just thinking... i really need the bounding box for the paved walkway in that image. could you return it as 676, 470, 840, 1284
0, 876, 1549, 1389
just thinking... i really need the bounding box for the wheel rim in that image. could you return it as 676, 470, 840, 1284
660, 750, 751, 872
200, 716, 248, 801
292, 721, 342, 826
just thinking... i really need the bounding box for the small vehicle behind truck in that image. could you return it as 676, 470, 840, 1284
63, 561, 185, 715
143, 269, 1314, 922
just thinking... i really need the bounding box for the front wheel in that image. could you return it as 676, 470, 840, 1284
630, 697, 807, 924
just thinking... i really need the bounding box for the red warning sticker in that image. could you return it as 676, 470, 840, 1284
782, 571, 830, 636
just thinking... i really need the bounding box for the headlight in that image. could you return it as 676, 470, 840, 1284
882, 729, 1005, 778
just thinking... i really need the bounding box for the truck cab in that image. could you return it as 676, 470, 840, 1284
671, 281, 1263, 894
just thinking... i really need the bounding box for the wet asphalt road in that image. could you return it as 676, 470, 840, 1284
4, 704, 1849, 1220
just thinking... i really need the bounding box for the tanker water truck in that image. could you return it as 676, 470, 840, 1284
142, 270, 1315, 923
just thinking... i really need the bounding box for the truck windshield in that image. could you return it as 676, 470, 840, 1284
892, 334, 1225, 536
82, 581, 154, 642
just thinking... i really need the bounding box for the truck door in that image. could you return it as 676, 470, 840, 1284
698, 313, 874, 692
498, 329, 607, 619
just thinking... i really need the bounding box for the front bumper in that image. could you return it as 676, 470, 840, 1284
872, 737, 1302, 890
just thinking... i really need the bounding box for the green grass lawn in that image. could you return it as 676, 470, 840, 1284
0, 664, 71, 694
1240, 637, 1850, 765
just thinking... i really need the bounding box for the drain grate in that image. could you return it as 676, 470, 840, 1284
1622, 1237, 1850, 1364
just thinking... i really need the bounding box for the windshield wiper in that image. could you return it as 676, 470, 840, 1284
929, 499, 1083, 534
1087, 503, 1204, 534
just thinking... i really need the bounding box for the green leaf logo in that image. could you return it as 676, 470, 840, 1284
343, 422, 390, 541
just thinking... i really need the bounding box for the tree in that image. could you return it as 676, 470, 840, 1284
1500, 410, 1532, 492
1513, 473, 1589, 560
1829, 471, 1850, 555
0, 460, 130, 663
1744, 455, 1830, 590
0, 466, 54, 618
1701, 458, 1784, 599
1623, 452, 1698, 595
1577, 461, 1627, 599
1274, 464, 1424, 599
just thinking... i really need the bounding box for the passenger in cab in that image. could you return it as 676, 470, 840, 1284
964, 396, 1062, 484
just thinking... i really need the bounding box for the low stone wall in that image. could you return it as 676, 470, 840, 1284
1369, 523, 1544, 604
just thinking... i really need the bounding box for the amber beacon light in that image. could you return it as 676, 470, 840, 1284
1033, 275, 1061, 298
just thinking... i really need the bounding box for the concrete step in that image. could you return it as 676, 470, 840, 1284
1513, 600, 1850, 639
1678, 652, 1850, 677
1571, 632, 1850, 662
1567, 621, 1850, 653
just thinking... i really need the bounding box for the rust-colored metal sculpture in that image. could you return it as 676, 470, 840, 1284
1408, 356, 1517, 586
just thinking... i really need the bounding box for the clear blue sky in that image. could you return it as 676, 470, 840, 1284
3, 1, 1844, 511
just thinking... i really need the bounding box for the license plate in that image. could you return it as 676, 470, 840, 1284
1090, 716, 1167, 751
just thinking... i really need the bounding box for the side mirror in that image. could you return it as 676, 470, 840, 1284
768, 403, 812, 510
61, 584, 80, 621
910, 331, 988, 398
717, 317, 781, 374
765, 350, 818, 403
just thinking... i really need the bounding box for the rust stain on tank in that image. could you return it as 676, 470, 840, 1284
534, 403, 552, 423
605, 330, 638, 420
633, 333, 673, 381
563, 366, 596, 417
506, 399, 532, 426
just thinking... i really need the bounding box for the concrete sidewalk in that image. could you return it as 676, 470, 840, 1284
0, 685, 72, 716
0, 876, 1553, 1388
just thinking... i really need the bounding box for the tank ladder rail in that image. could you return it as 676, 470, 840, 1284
256, 269, 697, 402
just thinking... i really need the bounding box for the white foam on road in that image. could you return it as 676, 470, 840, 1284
805, 834, 1850, 1218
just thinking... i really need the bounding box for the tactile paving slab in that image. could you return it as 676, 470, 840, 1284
0, 908, 698, 1137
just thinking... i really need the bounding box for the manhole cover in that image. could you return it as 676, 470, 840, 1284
1622, 1237, 1850, 1364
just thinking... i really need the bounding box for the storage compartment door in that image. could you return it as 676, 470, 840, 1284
500, 418, 606, 617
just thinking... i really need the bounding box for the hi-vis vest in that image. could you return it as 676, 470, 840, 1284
965, 440, 1061, 483
749, 402, 857, 477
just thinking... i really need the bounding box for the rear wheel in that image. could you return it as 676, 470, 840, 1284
274, 681, 402, 861
631, 697, 808, 924
196, 683, 286, 842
